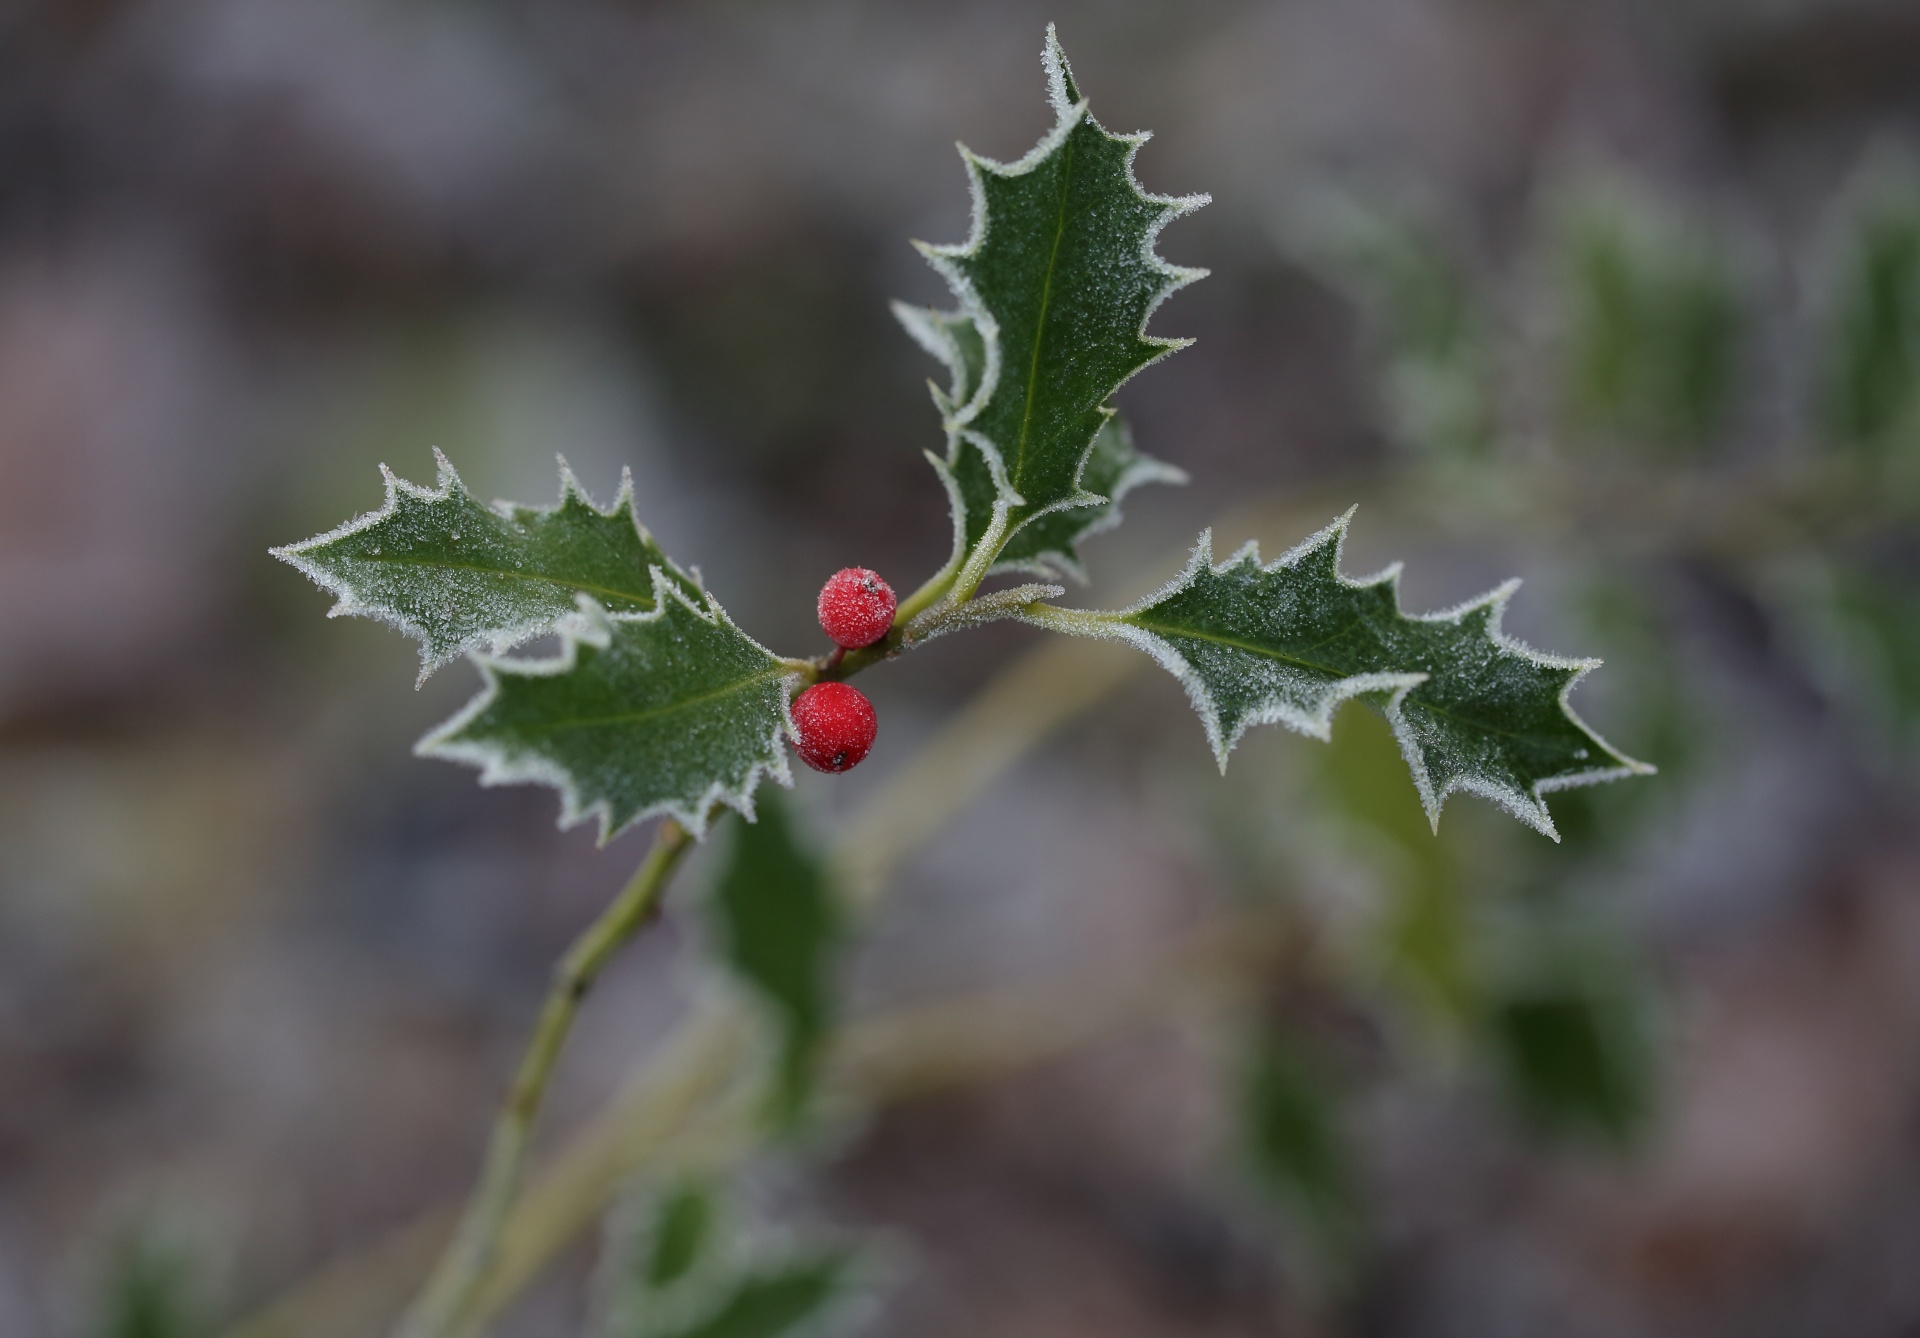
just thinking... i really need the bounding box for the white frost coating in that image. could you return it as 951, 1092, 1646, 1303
1019, 519, 1423, 759
889, 301, 971, 413
1019, 509, 1653, 841
269, 451, 693, 684
903, 582, 1066, 646
922, 450, 973, 579
414, 569, 799, 843
993, 447, 1191, 585
906, 24, 1210, 550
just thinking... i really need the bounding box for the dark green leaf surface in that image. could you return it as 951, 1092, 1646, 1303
1022, 511, 1651, 839
712, 792, 844, 1124
272, 452, 698, 681
418, 575, 796, 840
897, 28, 1204, 564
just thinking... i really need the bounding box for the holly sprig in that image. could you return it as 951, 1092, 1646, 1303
277, 27, 1643, 847
273, 27, 1648, 1338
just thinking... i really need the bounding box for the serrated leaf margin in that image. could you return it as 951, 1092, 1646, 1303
414, 567, 799, 842
908, 25, 1209, 545
269, 449, 697, 684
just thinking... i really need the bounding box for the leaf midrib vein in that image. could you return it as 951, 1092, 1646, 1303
1010, 134, 1076, 500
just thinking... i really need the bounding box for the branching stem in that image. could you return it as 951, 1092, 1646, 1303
395, 818, 694, 1338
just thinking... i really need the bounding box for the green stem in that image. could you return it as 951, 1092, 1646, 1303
1010, 602, 1115, 637
946, 501, 1013, 606
394, 819, 694, 1338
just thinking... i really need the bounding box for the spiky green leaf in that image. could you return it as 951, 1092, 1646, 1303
938, 416, 1185, 582
1020, 512, 1651, 839
271, 451, 699, 681
418, 575, 796, 840
897, 27, 1204, 569
712, 791, 844, 1124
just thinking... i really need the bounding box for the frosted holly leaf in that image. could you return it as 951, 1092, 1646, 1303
892, 301, 988, 412
270, 450, 700, 682
417, 572, 797, 841
968, 417, 1186, 581
1020, 511, 1652, 840
896, 296, 1183, 582
900, 26, 1206, 563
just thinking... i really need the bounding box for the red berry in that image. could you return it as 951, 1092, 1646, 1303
817, 567, 896, 649
790, 682, 877, 773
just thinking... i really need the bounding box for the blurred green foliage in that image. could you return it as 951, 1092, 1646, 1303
645, 1183, 718, 1292
600, 1178, 859, 1338
1822, 171, 1920, 455
1321, 704, 1477, 1036
1559, 189, 1745, 453
1243, 1025, 1364, 1280
92, 1229, 204, 1338
1285, 193, 1495, 460
711, 792, 845, 1126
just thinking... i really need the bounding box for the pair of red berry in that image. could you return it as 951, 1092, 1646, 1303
791, 567, 893, 774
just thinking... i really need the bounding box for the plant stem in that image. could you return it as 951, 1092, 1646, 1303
394, 819, 694, 1338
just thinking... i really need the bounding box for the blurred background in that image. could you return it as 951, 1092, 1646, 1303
4, 0, 1920, 1334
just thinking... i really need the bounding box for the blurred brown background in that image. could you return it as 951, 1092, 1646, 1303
5, 0, 1920, 1335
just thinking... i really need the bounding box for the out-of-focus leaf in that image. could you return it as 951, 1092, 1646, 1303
1491, 986, 1650, 1144
645, 1183, 718, 1292
604, 1180, 864, 1338
1243, 1027, 1363, 1274
1559, 188, 1745, 452
1320, 704, 1475, 1033
1281, 192, 1495, 459
1820, 166, 1920, 454
648, 1258, 855, 1338
1485, 910, 1654, 1145
711, 791, 845, 1124
93, 1231, 202, 1338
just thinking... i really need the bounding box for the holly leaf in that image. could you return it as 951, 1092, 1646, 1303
271, 450, 700, 682
1020, 511, 1652, 839
711, 791, 844, 1125
930, 416, 1185, 583
898, 26, 1205, 567
417, 574, 797, 840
